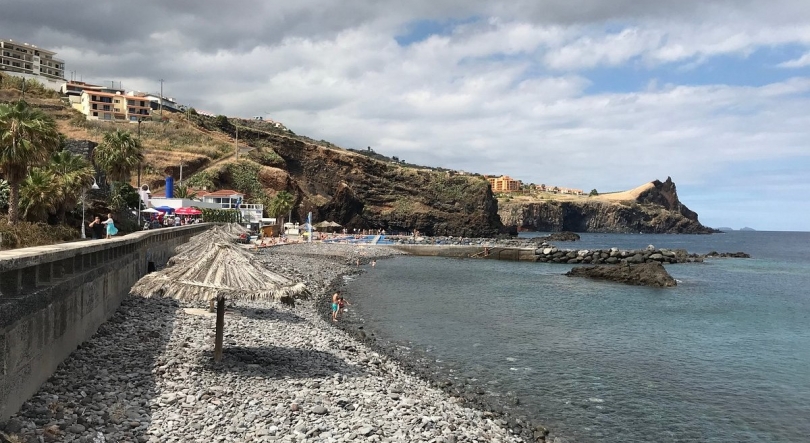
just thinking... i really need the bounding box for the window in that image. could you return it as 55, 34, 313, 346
92, 112, 98, 117
103, 113, 112, 120
129, 108, 135, 113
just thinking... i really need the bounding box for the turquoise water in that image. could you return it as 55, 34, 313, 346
343, 232, 810, 442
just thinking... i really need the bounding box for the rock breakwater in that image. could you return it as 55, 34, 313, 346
533, 246, 703, 264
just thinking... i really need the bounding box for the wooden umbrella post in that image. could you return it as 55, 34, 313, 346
214, 294, 226, 363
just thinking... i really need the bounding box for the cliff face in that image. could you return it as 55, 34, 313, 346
500, 178, 718, 234
218, 125, 505, 237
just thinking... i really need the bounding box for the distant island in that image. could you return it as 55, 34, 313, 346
718, 227, 757, 232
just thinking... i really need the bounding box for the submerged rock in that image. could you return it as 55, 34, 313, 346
565, 262, 677, 287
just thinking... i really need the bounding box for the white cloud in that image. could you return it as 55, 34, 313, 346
4, 0, 810, 229
778, 52, 810, 68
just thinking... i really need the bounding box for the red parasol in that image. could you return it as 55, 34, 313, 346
175, 207, 202, 215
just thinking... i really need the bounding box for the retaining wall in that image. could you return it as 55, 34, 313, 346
0, 224, 210, 421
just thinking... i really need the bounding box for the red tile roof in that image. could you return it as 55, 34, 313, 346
148, 188, 240, 198
201, 189, 242, 197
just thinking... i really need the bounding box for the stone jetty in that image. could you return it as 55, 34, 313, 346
386, 235, 747, 264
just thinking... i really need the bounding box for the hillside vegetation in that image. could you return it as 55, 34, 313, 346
1, 90, 504, 237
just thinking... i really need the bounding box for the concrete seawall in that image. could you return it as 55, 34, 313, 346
391, 245, 539, 261
0, 224, 210, 421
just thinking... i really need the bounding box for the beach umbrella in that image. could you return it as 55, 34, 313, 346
175, 207, 202, 215
328, 221, 342, 227
314, 221, 331, 228
131, 227, 307, 362
141, 208, 160, 213
154, 205, 175, 213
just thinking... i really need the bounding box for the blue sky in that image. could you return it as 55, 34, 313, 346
4, 0, 810, 230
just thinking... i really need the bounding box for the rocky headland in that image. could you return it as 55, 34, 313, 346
500, 178, 719, 234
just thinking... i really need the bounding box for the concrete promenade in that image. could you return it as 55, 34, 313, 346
0, 224, 210, 421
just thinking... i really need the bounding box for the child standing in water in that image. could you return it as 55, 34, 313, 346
331, 291, 341, 322
338, 296, 350, 318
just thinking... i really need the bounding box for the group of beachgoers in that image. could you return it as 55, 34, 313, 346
331, 290, 350, 322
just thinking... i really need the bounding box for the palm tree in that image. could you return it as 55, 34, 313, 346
48, 150, 95, 222
0, 101, 62, 224
175, 184, 198, 199
20, 168, 58, 221
94, 129, 143, 193
269, 191, 294, 226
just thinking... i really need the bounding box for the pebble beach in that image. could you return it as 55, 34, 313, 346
1, 243, 531, 443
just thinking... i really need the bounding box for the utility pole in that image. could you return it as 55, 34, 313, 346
137, 119, 142, 187
235, 126, 239, 160
159, 79, 164, 117
179, 161, 183, 186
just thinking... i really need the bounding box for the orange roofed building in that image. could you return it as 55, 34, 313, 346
486, 175, 521, 192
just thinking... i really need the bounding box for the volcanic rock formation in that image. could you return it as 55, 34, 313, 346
500, 178, 719, 234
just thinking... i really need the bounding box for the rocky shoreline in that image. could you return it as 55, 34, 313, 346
256, 244, 551, 443
2, 243, 533, 443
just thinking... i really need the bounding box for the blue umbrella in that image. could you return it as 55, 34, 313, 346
154, 206, 175, 213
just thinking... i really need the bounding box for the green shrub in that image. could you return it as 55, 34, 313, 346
247, 148, 286, 167
0, 217, 79, 249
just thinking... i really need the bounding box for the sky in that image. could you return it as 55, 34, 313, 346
3, 0, 810, 231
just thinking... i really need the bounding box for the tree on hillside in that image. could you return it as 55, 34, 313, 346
589, 189, 599, 196
48, 150, 95, 222
0, 101, 62, 224
269, 191, 295, 226
20, 168, 58, 221
175, 183, 198, 199
94, 129, 143, 209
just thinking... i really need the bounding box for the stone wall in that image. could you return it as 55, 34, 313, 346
532, 246, 704, 264
0, 224, 210, 421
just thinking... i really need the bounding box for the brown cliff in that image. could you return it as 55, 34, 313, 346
194, 118, 505, 237
500, 178, 719, 234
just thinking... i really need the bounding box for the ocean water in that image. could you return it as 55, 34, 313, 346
342, 231, 810, 443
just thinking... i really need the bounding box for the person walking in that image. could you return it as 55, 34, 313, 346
102, 213, 118, 239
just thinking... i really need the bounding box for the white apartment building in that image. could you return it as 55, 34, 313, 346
74, 89, 151, 122
0, 39, 65, 91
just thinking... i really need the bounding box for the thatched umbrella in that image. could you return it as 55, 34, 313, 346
131, 234, 307, 362
169, 224, 245, 266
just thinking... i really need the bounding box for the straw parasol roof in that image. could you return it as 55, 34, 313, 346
170, 224, 244, 265
132, 227, 307, 305
313, 221, 331, 228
